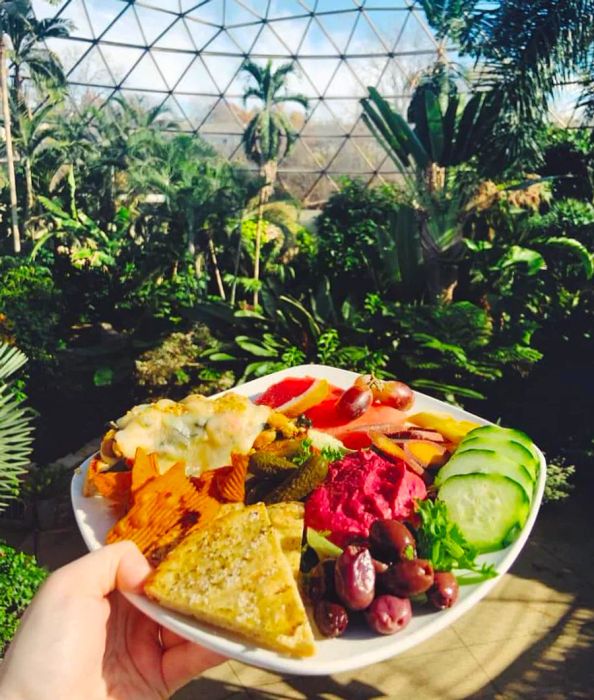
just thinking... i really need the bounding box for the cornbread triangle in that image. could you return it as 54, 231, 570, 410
144, 503, 315, 657
266, 501, 305, 580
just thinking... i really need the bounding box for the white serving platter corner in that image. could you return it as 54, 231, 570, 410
71, 364, 546, 676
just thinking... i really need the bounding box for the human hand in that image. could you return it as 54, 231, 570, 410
0, 541, 225, 700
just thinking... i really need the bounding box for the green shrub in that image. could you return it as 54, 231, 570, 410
543, 458, 575, 503
117, 261, 206, 328
315, 179, 401, 300
0, 260, 64, 361
0, 542, 47, 656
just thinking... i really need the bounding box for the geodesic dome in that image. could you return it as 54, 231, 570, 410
33, 0, 453, 203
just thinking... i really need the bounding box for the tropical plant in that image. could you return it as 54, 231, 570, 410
0, 0, 71, 251
229, 199, 314, 304
34, 170, 129, 270
193, 286, 388, 382
538, 126, 594, 201
1, 0, 70, 99
128, 131, 248, 299
10, 95, 63, 227
240, 59, 309, 304
0, 343, 33, 511
0, 13, 19, 251
451, 0, 593, 172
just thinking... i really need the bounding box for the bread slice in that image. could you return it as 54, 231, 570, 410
144, 503, 315, 657
266, 501, 304, 580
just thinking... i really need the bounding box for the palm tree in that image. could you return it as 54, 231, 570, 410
3, 0, 70, 103
0, 343, 33, 512
0, 0, 70, 251
11, 96, 62, 228
240, 59, 308, 305
0, 19, 19, 252
417, 0, 594, 173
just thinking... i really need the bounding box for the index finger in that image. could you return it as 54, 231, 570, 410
50, 541, 152, 598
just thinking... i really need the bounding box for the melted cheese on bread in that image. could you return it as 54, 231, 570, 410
111, 393, 270, 475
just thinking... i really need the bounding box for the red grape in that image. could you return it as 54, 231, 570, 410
335, 386, 373, 420
373, 380, 414, 411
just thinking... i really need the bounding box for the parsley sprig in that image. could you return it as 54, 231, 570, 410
292, 438, 313, 466
291, 438, 346, 466
415, 499, 497, 584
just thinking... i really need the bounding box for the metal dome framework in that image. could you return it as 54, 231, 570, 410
33, 0, 454, 203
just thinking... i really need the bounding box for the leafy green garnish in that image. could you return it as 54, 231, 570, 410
320, 445, 346, 462
292, 438, 313, 466
414, 499, 497, 583
306, 528, 343, 559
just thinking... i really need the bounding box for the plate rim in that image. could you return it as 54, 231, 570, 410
71, 363, 547, 676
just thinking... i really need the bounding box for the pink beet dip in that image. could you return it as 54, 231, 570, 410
305, 450, 426, 546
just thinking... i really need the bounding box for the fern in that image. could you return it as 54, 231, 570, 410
0, 344, 34, 512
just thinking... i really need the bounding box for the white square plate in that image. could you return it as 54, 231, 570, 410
71, 364, 546, 676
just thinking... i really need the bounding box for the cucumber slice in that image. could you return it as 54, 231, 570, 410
456, 437, 538, 481
438, 474, 530, 553
463, 425, 538, 462
435, 449, 534, 501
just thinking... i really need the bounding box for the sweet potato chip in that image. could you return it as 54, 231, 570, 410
217, 452, 249, 503
84, 457, 131, 506
131, 448, 158, 497
106, 462, 225, 563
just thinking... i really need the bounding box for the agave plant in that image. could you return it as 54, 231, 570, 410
361, 85, 500, 300
0, 343, 33, 511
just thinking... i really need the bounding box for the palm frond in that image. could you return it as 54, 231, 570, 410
0, 343, 33, 512
273, 93, 309, 109
240, 59, 264, 87
0, 344, 27, 381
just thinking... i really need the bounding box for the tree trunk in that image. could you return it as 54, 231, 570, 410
252, 186, 265, 307
208, 236, 226, 300
231, 216, 244, 306
0, 39, 20, 253
252, 159, 277, 306
24, 157, 33, 230
421, 218, 459, 302
421, 163, 459, 301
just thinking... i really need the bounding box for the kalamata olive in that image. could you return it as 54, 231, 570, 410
369, 519, 417, 563
379, 558, 434, 597
365, 595, 412, 635
314, 600, 349, 638
342, 534, 370, 549
336, 386, 373, 420
306, 559, 337, 603
372, 558, 389, 574
427, 571, 459, 610
334, 545, 376, 610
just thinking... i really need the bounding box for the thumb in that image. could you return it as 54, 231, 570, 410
51, 541, 151, 598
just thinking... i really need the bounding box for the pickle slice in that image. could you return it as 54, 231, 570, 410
248, 452, 298, 478
263, 454, 329, 504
